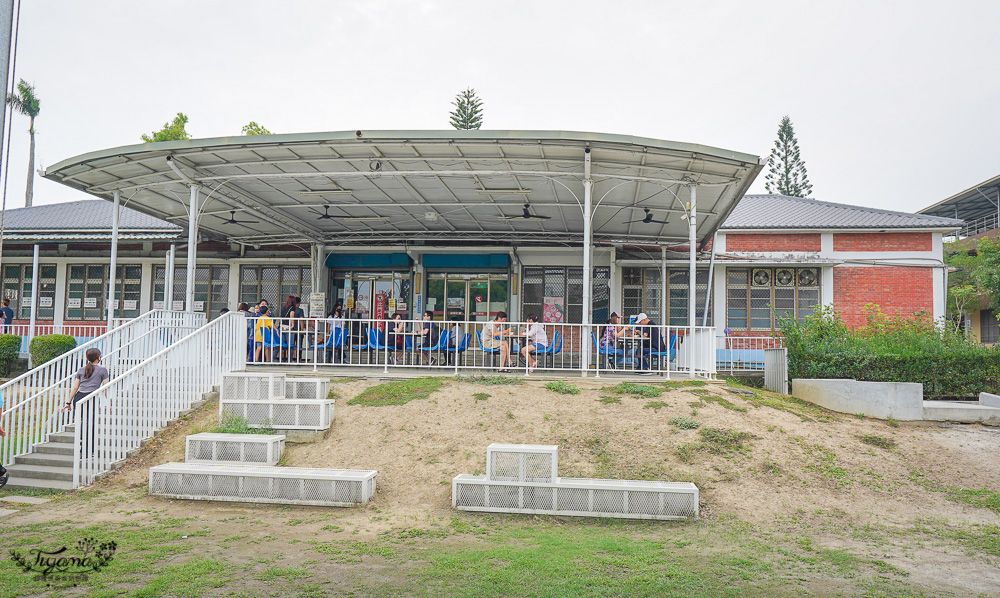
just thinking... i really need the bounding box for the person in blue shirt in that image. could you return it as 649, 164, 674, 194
0, 298, 13, 333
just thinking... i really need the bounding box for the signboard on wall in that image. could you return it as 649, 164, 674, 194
309, 293, 325, 317
112, 299, 119, 309
124, 300, 137, 311
193, 301, 205, 311
68, 298, 81, 309
84, 298, 98, 308
153, 301, 165, 310
374, 292, 387, 321
543, 297, 564, 323
20, 296, 30, 306
172, 301, 184, 310
39, 297, 52, 308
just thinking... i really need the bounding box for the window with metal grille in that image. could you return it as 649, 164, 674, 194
521, 266, 610, 323
154, 265, 231, 317
1, 263, 57, 319
620, 267, 712, 326
981, 309, 999, 344
239, 266, 312, 308
726, 267, 820, 331
66, 264, 143, 321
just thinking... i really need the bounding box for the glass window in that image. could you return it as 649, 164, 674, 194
65, 264, 143, 321
981, 309, 999, 344
154, 265, 232, 317
620, 267, 712, 326
1, 263, 57, 319
726, 267, 820, 331
521, 266, 609, 323
239, 265, 312, 308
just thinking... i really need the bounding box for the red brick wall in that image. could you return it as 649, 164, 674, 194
833, 232, 932, 252
725, 233, 821, 252
833, 266, 933, 327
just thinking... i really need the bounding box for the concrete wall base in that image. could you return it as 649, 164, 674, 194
274, 428, 330, 443
791, 379, 924, 421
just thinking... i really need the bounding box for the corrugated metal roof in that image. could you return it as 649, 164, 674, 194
2, 233, 180, 241
0, 199, 181, 231
721, 194, 963, 230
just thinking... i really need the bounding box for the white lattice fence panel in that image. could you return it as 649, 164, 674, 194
285, 377, 331, 401
486, 443, 558, 483
185, 433, 285, 466
219, 399, 334, 430
452, 475, 698, 520
221, 373, 286, 402
149, 463, 377, 506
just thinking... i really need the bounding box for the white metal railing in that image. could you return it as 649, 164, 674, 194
73, 311, 246, 487
715, 334, 784, 371
957, 213, 1000, 239
245, 316, 716, 379
0, 310, 205, 469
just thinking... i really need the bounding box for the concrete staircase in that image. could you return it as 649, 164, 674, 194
4, 389, 218, 491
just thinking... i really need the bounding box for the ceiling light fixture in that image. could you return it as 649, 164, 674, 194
475, 188, 531, 195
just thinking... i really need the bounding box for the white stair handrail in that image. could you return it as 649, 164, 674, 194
73, 311, 247, 487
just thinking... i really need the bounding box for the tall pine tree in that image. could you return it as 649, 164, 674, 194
449, 88, 483, 130
764, 115, 813, 198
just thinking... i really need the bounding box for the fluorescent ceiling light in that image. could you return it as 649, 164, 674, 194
301, 189, 353, 195
475, 188, 531, 194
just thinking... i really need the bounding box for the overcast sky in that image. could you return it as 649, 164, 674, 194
4, 0, 998, 214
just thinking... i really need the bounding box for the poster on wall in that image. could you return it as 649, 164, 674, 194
153, 301, 165, 310
124, 300, 137, 311
309, 293, 325, 317
172, 301, 184, 310
543, 297, 565, 323
68, 298, 81, 309
84, 297, 98, 308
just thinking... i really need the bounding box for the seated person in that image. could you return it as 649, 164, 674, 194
520, 314, 548, 374
481, 311, 512, 372
634, 313, 664, 374
385, 312, 406, 363
416, 310, 440, 364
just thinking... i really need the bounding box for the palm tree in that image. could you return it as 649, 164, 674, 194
7, 79, 40, 208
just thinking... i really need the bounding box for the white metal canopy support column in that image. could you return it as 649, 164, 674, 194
185, 185, 199, 312
27, 244, 38, 362
687, 185, 697, 377
165, 244, 176, 309
106, 190, 120, 325
660, 246, 667, 323
581, 149, 593, 376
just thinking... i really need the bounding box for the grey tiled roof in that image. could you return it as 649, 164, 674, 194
721, 194, 963, 230
0, 200, 181, 231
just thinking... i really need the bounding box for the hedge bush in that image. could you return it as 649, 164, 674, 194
779, 305, 1000, 399
0, 334, 21, 375
29, 334, 77, 367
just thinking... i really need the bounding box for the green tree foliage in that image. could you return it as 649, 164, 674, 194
6, 79, 41, 208
944, 237, 1000, 333
779, 305, 1000, 399
764, 115, 813, 198
241, 121, 272, 136
449, 88, 483, 130
141, 112, 191, 143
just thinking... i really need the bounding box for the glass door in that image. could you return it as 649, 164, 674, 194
446, 280, 467, 320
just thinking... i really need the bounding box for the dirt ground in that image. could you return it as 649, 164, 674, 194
4, 375, 1000, 597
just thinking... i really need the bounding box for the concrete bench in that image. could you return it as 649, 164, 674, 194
285, 377, 331, 401
222, 372, 286, 402
185, 433, 285, 466
149, 462, 377, 507
486, 443, 558, 483
452, 475, 698, 520
220, 398, 335, 431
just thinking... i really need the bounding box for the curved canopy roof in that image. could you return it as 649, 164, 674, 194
43, 130, 762, 248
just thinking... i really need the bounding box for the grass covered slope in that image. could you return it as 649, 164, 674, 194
1, 375, 998, 597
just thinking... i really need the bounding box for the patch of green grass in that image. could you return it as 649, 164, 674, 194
308, 539, 397, 562
597, 395, 621, 404
859, 434, 896, 450
472, 392, 490, 401
688, 389, 748, 413
675, 427, 757, 463
801, 443, 852, 488
943, 487, 1000, 514
456, 374, 523, 386
213, 412, 275, 435
506, 410, 515, 419
602, 382, 664, 397
668, 416, 700, 429
759, 460, 782, 475
330, 376, 360, 383
325, 388, 341, 401
722, 380, 833, 422
129, 558, 232, 597
886, 416, 900, 428
544, 380, 580, 395
643, 401, 669, 411
347, 377, 443, 406
321, 524, 344, 533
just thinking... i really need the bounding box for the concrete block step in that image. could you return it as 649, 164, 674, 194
32, 442, 75, 455
923, 401, 1000, 425
15, 452, 74, 468
1, 477, 74, 491
4, 463, 74, 481
47, 432, 76, 444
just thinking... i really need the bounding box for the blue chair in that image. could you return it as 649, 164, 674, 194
592, 330, 625, 369
318, 328, 345, 362
536, 331, 563, 368
645, 333, 678, 371
419, 329, 449, 365
446, 332, 472, 366
476, 330, 517, 367
367, 328, 396, 363
260, 327, 289, 361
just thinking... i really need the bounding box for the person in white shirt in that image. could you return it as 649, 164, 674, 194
520, 314, 548, 374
